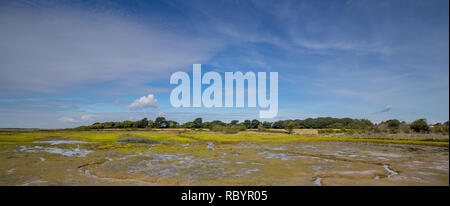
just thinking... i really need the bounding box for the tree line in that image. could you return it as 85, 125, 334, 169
74, 117, 449, 134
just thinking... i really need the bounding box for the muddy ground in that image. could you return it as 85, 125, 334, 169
0, 136, 448, 185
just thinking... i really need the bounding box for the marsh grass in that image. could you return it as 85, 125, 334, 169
117, 136, 160, 144
0, 129, 448, 146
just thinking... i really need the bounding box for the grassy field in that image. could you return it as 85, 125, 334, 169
0, 128, 448, 145
0, 129, 448, 185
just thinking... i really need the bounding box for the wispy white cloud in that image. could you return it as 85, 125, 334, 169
80, 113, 98, 121
58, 117, 79, 123
292, 38, 393, 54
0, 3, 220, 97
58, 113, 98, 123
374, 105, 393, 114
112, 99, 130, 105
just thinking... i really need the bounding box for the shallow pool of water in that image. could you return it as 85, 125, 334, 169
34, 140, 89, 145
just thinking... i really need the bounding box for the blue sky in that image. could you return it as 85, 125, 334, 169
0, 0, 448, 128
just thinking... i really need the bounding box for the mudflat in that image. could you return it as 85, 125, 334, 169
0, 130, 448, 186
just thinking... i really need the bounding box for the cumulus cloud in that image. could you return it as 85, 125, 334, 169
374, 105, 393, 114
128, 94, 158, 110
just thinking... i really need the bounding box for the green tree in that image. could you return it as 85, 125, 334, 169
90, 122, 104, 129
262, 121, 272, 129
147, 120, 155, 128
251, 119, 260, 129
114, 122, 123, 128
243, 120, 251, 129
167, 120, 179, 128
410, 119, 429, 133
386, 119, 400, 133
230, 120, 239, 125
154, 117, 167, 128
136, 118, 148, 128
184, 122, 194, 128
386, 119, 400, 128
286, 122, 298, 134
207, 120, 225, 130
122, 120, 133, 128
193, 118, 203, 128
272, 120, 285, 129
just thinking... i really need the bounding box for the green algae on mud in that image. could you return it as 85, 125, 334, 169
181, 133, 449, 146
0, 130, 447, 146
0, 130, 448, 186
